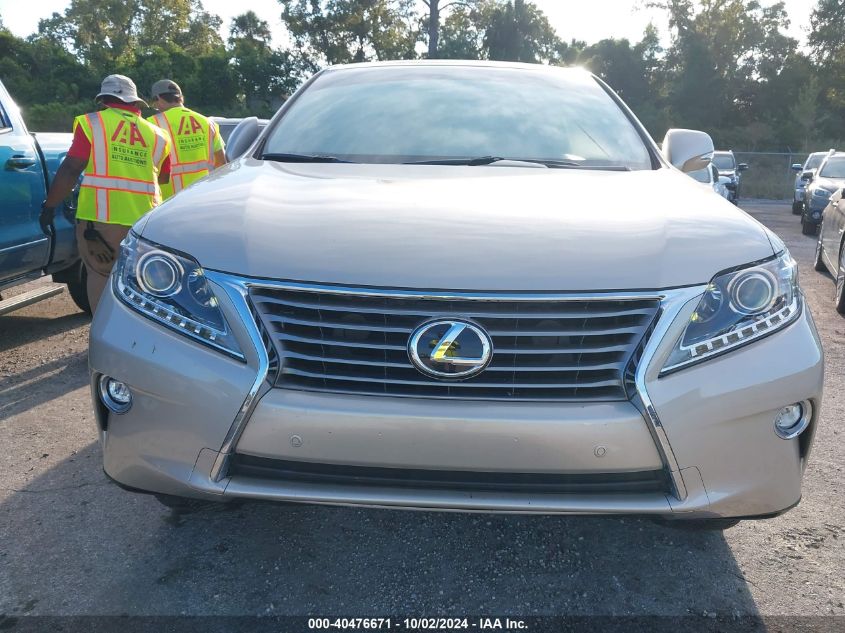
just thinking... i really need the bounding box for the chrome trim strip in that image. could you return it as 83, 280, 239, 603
224, 275, 678, 302
207, 273, 704, 495
0, 237, 49, 255
206, 273, 271, 482
633, 285, 706, 501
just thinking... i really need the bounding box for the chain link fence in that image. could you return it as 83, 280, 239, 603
733, 151, 809, 201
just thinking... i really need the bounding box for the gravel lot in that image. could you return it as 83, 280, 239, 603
0, 201, 842, 619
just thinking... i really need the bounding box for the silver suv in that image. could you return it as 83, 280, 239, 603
90, 62, 823, 528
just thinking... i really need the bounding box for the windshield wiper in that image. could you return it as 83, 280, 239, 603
261, 152, 353, 163
403, 156, 629, 170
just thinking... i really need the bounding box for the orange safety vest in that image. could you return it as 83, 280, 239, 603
74, 108, 170, 226
148, 107, 221, 199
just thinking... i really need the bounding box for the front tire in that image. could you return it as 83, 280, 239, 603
835, 246, 845, 315
802, 217, 817, 236
792, 201, 803, 215
814, 233, 827, 272
56, 261, 91, 316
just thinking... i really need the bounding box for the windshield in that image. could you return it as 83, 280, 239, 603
688, 167, 711, 184
820, 157, 845, 179
712, 154, 735, 170
262, 66, 653, 170
805, 154, 825, 170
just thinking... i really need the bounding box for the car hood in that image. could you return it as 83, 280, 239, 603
140, 160, 776, 291
815, 176, 845, 192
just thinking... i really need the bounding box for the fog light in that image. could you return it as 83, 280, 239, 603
774, 401, 811, 439
812, 211, 821, 219
99, 375, 132, 414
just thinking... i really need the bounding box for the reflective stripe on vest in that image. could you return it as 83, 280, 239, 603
149, 108, 215, 197
75, 109, 169, 225
82, 174, 159, 194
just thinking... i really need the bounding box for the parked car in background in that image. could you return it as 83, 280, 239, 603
792, 152, 828, 215
210, 116, 269, 144
801, 150, 844, 236
0, 79, 87, 315
712, 150, 747, 204
90, 61, 823, 530
814, 187, 845, 312
687, 162, 731, 200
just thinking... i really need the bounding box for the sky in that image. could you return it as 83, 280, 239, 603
0, 0, 818, 47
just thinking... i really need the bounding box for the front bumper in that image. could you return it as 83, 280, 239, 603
805, 198, 830, 223
89, 276, 824, 518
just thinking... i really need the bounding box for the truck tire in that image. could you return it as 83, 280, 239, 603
65, 262, 92, 316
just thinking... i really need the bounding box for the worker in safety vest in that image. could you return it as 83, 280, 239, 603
40, 74, 171, 312
147, 79, 225, 199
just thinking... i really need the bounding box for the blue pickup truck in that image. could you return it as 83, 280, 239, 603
0, 79, 89, 315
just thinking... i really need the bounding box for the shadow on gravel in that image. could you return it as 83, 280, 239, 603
0, 311, 89, 354
0, 442, 760, 618
0, 351, 88, 421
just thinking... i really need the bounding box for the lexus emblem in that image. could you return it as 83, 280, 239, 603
408, 320, 493, 379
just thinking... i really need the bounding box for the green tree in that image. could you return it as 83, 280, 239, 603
421, 0, 477, 58
483, 0, 564, 64
808, 0, 845, 64
37, 0, 139, 71
36, 0, 223, 75
577, 29, 663, 133
438, 1, 503, 60
808, 0, 845, 141
280, 0, 419, 66
229, 10, 273, 44
229, 12, 298, 115
649, 0, 798, 143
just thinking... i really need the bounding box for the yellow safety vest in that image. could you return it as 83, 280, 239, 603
74, 108, 170, 226
148, 107, 222, 199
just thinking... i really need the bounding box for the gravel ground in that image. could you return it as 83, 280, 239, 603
0, 200, 842, 619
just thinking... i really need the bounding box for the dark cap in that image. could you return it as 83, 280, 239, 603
151, 79, 183, 99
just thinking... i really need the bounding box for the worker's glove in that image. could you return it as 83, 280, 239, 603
39, 202, 55, 234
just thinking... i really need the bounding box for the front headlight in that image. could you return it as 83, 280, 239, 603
114, 232, 245, 360
811, 188, 832, 199
662, 252, 801, 374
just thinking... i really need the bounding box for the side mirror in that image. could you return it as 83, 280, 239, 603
662, 128, 715, 173
737, 163, 749, 172
791, 163, 802, 172
801, 170, 814, 182
225, 117, 261, 162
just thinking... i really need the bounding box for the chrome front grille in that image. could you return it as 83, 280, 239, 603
249, 285, 661, 402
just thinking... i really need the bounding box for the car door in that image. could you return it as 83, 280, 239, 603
823, 187, 845, 269
0, 85, 50, 285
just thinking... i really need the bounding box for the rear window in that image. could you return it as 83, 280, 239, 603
263, 66, 653, 170
712, 154, 735, 170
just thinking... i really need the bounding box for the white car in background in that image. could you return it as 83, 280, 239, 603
688, 162, 731, 200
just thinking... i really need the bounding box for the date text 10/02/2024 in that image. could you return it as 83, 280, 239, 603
307, 618, 529, 630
